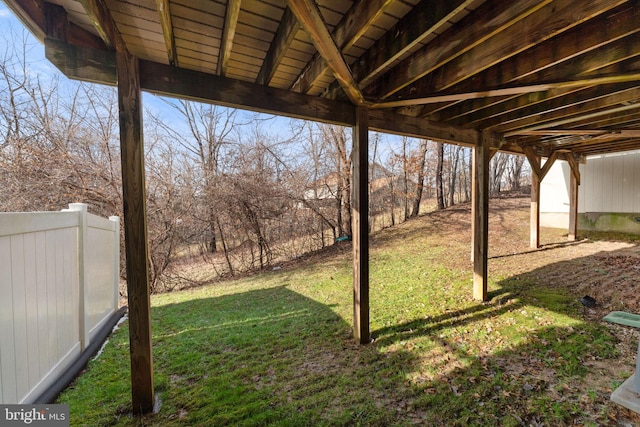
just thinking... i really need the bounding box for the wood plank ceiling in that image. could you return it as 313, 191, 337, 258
5, 0, 640, 159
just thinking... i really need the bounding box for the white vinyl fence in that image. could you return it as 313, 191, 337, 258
0, 203, 120, 404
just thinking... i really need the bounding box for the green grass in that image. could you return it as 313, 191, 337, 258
58, 205, 629, 426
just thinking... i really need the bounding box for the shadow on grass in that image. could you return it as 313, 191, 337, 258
59, 241, 640, 426
370, 243, 640, 426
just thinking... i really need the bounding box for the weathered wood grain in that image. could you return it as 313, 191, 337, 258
116, 47, 154, 414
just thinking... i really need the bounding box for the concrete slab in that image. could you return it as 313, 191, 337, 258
612, 373, 640, 414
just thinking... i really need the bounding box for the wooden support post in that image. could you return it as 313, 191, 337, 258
525, 149, 542, 249
116, 47, 154, 414
567, 155, 581, 241
568, 172, 578, 241
352, 106, 370, 344
525, 148, 559, 249
530, 166, 540, 249
472, 132, 490, 301
471, 147, 498, 261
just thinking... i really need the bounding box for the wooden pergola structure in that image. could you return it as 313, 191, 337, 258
5, 0, 640, 413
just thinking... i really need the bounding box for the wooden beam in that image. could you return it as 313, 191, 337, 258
291, 0, 394, 93
368, 109, 484, 147
139, 60, 357, 126
365, 0, 554, 99
116, 46, 154, 414
472, 131, 490, 301
78, 0, 123, 49
352, 106, 370, 344
155, 0, 178, 66
503, 102, 640, 137
401, 1, 637, 105
217, 0, 241, 76
256, 7, 300, 86
515, 129, 640, 139
286, 0, 365, 105
324, 0, 479, 99
44, 40, 503, 149
369, 73, 640, 108
44, 39, 357, 125
45, 38, 117, 85
4, 0, 46, 40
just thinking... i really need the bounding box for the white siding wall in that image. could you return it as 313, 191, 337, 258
0, 205, 119, 404
540, 150, 640, 229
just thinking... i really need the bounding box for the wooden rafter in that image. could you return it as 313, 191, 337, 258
364, 0, 555, 99
217, 0, 241, 77
154, 0, 177, 66
471, 82, 640, 130
286, 0, 364, 105
290, 0, 395, 93
45, 37, 491, 148
411, 0, 625, 95
445, 3, 639, 95
512, 129, 640, 137
78, 0, 125, 50
324, 0, 479, 99
408, 3, 640, 120
502, 89, 640, 136
369, 74, 640, 108
3, 0, 46, 40
256, 7, 299, 86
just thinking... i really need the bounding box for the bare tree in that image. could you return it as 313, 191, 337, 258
448, 145, 462, 207
507, 154, 526, 191
436, 142, 445, 209
490, 152, 509, 196
410, 139, 428, 217
318, 124, 352, 238
155, 101, 238, 254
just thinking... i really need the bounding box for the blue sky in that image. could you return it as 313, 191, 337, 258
0, 0, 411, 159
0, 0, 300, 140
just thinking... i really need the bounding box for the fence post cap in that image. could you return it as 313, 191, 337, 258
67, 203, 88, 212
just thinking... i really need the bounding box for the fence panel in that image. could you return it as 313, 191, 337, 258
0, 205, 119, 404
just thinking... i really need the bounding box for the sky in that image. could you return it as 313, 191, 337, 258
0, 0, 412, 159
0, 0, 302, 141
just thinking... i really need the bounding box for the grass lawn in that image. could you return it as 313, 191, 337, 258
58, 198, 640, 426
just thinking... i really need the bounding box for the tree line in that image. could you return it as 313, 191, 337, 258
0, 27, 529, 292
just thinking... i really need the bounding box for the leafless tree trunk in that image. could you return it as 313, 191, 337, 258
320, 124, 352, 237
156, 101, 238, 254
507, 154, 526, 191
410, 139, 428, 217
436, 142, 445, 210
490, 152, 509, 196
449, 145, 461, 207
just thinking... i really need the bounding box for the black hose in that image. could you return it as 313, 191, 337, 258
34, 306, 128, 404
